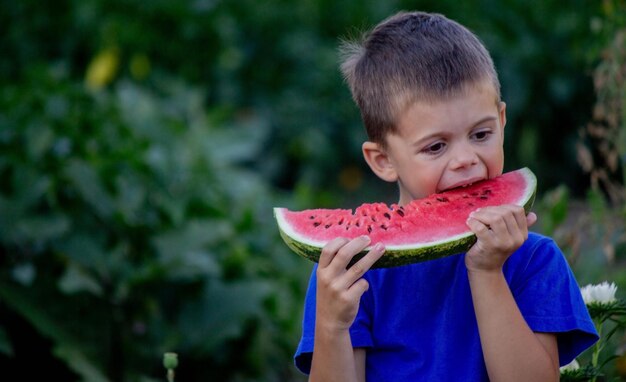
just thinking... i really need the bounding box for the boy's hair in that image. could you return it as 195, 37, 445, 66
340, 11, 501, 145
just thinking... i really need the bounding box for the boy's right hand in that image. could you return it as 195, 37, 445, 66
316, 236, 385, 332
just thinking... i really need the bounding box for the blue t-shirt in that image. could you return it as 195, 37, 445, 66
295, 233, 598, 381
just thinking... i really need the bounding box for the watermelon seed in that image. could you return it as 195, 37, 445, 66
384, 212, 391, 219
436, 197, 449, 202
313, 222, 321, 227
425, 201, 432, 205
372, 216, 377, 222
356, 221, 361, 227
396, 209, 405, 217
478, 196, 488, 200
367, 226, 372, 233
338, 218, 344, 225
309, 215, 315, 219
380, 225, 388, 230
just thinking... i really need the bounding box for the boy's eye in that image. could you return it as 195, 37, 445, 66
472, 130, 492, 141
422, 142, 446, 155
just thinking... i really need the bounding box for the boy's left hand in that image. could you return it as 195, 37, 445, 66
465, 205, 537, 273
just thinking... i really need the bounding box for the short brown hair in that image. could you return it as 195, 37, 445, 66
340, 11, 500, 145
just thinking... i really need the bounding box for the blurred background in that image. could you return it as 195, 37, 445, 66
1, 0, 625, 380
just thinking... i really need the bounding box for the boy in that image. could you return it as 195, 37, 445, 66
294, 11, 598, 381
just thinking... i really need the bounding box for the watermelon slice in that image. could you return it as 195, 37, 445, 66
274, 167, 537, 268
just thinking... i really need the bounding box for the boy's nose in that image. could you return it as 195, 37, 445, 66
450, 145, 479, 169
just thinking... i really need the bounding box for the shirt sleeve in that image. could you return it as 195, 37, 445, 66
293, 266, 317, 374
293, 265, 375, 375
505, 234, 599, 366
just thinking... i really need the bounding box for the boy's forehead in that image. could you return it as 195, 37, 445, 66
392, 79, 499, 117
390, 80, 502, 135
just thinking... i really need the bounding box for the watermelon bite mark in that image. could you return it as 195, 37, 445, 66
274, 167, 537, 268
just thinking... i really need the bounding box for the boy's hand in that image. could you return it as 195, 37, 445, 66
465, 205, 537, 273
315, 236, 385, 332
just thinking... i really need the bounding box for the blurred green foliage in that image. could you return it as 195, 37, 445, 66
0, 69, 311, 380
0, 0, 624, 381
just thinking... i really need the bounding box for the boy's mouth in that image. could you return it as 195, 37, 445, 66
439, 177, 485, 192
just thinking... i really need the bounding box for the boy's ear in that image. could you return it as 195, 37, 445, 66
362, 141, 398, 183
498, 101, 507, 130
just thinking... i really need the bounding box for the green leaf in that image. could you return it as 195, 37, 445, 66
179, 279, 272, 353
53, 345, 110, 382
154, 220, 228, 280
58, 263, 104, 297
64, 159, 115, 218
0, 325, 13, 357
55, 235, 109, 279
14, 214, 71, 243
0, 281, 109, 382
11, 263, 36, 286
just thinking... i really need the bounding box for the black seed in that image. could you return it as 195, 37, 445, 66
384, 213, 391, 219
367, 226, 372, 233
396, 209, 405, 217
309, 215, 315, 219
380, 225, 388, 230
356, 221, 360, 227
479, 195, 488, 200
425, 201, 432, 205
436, 197, 449, 202
338, 218, 344, 225
372, 216, 377, 222
325, 224, 331, 229
313, 222, 321, 227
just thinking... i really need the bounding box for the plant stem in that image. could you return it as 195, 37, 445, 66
591, 320, 603, 382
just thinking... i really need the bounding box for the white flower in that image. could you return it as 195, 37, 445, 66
560, 358, 580, 372
581, 281, 618, 305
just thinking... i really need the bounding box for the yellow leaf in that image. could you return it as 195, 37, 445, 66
85, 47, 120, 90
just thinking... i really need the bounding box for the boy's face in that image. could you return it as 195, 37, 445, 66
363, 80, 506, 206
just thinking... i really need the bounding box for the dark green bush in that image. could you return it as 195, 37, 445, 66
0, 68, 310, 380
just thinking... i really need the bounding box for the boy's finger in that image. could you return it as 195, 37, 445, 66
466, 216, 490, 237
345, 278, 371, 302
526, 212, 538, 227
318, 237, 350, 268
340, 243, 385, 289
469, 209, 507, 236
328, 235, 372, 272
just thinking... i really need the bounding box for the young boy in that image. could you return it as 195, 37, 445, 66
294, 11, 598, 381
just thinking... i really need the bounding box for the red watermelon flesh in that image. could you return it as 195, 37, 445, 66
274, 168, 537, 267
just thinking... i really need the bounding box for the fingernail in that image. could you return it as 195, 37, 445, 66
361, 235, 371, 242
374, 243, 385, 252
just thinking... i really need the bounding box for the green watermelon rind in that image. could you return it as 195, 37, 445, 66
274, 167, 537, 268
